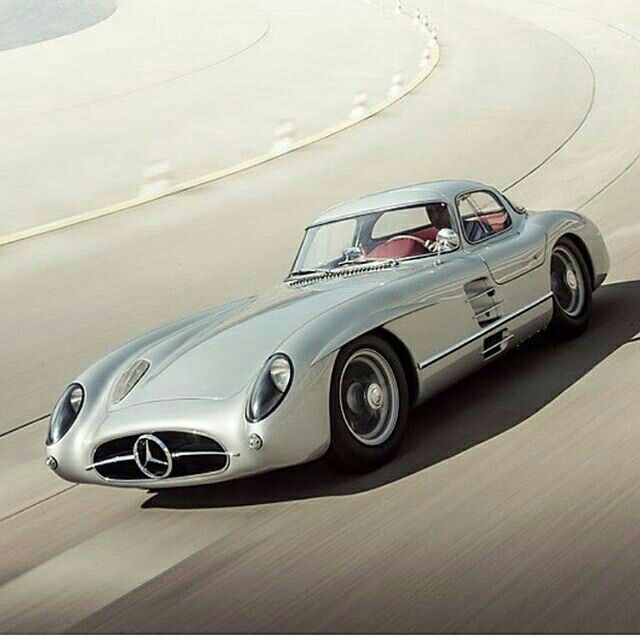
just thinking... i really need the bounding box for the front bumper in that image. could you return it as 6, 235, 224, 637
46, 357, 334, 488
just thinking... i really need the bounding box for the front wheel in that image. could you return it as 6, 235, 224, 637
547, 238, 593, 340
327, 335, 409, 472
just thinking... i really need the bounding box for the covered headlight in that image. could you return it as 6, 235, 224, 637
111, 359, 150, 405
47, 383, 84, 445
247, 354, 293, 422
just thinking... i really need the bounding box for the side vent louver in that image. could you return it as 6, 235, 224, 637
464, 278, 504, 327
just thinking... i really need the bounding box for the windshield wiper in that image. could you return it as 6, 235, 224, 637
288, 259, 400, 282
336, 257, 400, 268
287, 268, 331, 279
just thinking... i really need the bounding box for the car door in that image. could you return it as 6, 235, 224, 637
455, 189, 553, 356
383, 236, 500, 402
456, 189, 549, 313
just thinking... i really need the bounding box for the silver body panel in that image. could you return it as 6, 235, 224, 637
46, 180, 610, 488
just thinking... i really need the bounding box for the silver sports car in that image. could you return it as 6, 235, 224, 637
45, 180, 609, 488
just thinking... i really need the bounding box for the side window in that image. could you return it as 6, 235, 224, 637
457, 191, 512, 243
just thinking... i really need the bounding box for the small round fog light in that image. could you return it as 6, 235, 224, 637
45, 455, 58, 471
248, 434, 263, 451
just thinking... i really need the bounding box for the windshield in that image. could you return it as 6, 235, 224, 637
291, 203, 455, 275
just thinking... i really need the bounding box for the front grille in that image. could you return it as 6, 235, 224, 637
92, 431, 230, 481
93, 435, 139, 480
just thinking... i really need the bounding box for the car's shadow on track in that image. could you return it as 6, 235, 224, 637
142, 280, 640, 511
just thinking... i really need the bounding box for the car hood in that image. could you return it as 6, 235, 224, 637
111, 271, 404, 407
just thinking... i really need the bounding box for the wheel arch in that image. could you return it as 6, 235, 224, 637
368, 327, 419, 406
558, 233, 595, 290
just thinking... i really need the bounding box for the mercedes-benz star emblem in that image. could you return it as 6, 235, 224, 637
133, 434, 173, 479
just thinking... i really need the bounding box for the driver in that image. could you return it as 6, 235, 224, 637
425, 203, 452, 251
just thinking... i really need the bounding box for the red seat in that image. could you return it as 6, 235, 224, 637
367, 237, 424, 260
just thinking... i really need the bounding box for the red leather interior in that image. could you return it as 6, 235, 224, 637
366, 214, 509, 260
367, 238, 425, 259
366, 226, 438, 259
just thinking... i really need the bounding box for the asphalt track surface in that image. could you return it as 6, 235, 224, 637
1, 0, 640, 633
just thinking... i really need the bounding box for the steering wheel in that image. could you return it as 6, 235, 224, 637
384, 235, 427, 246
384, 235, 439, 252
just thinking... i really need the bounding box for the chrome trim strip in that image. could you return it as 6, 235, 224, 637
92, 460, 235, 484
86, 450, 239, 471
417, 292, 553, 370
85, 454, 136, 471
172, 451, 240, 458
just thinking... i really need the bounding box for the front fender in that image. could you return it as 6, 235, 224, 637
535, 210, 609, 289
47, 350, 335, 488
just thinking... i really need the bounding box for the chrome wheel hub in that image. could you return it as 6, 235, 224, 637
565, 269, 578, 291
366, 383, 384, 410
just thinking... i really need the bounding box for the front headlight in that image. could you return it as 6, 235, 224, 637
47, 383, 84, 445
247, 354, 293, 422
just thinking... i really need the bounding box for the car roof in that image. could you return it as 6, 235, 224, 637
310, 179, 490, 227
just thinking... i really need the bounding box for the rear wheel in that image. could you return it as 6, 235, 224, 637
328, 335, 409, 472
547, 238, 592, 340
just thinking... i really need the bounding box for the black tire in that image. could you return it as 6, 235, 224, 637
547, 237, 593, 341
327, 334, 409, 472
